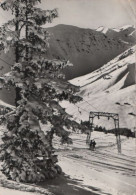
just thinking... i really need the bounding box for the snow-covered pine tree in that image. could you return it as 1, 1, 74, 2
0, 0, 82, 182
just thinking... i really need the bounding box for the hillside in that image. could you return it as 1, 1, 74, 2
0, 24, 135, 80
64, 46, 136, 130
0, 25, 135, 107
46, 24, 135, 79
96, 25, 136, 44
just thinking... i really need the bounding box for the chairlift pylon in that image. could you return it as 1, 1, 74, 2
89, 111, 121, 154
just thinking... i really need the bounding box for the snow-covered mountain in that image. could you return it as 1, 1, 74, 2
0, 24, 135, 81
96, 26, 118, 34
96, 25, 135, 34
96, 25, 136, 45
46, 24, 135, 79
0, 24, 135, 108
96, 26, 109, 34
66, 46, 136, 130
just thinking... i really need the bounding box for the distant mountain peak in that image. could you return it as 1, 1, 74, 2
96, 25, 135, 35
112, 28, 120, 32
96, 26, 109, 34
120, 25, 134, 31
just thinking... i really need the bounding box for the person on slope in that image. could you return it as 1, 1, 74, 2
90, 139, 96, 150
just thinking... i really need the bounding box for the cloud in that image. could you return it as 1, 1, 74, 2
0, 0, 134, 29
41, 0, 135, 29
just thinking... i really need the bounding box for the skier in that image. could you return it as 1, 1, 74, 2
92, 139, 96, 150
90, 139, 96, 150
89, 140, 93, 150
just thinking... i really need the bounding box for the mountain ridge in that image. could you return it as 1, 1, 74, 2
0, 24, 135, 80
46, 24, 135, 79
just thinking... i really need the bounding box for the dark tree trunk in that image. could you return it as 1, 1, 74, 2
15, 87, 21, 107
25, 0, 29, 61
15, 3, 21, 107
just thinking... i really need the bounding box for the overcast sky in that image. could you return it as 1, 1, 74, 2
0, 0, 135, 29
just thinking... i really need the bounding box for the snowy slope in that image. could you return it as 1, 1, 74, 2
66, 46, 136, 130
0, 188, 36, 195
70, 46, 135, 88
55, 132, 136, 195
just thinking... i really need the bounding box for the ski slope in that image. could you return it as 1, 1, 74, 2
54, 132, 136, 195
65, 46, 136, 129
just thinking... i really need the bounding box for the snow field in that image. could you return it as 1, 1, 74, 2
54, 132, 136, 195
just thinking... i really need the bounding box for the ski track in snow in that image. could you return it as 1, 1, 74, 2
54, 132, 136, 195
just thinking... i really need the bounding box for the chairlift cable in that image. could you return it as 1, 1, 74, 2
81, 98, 108, 122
